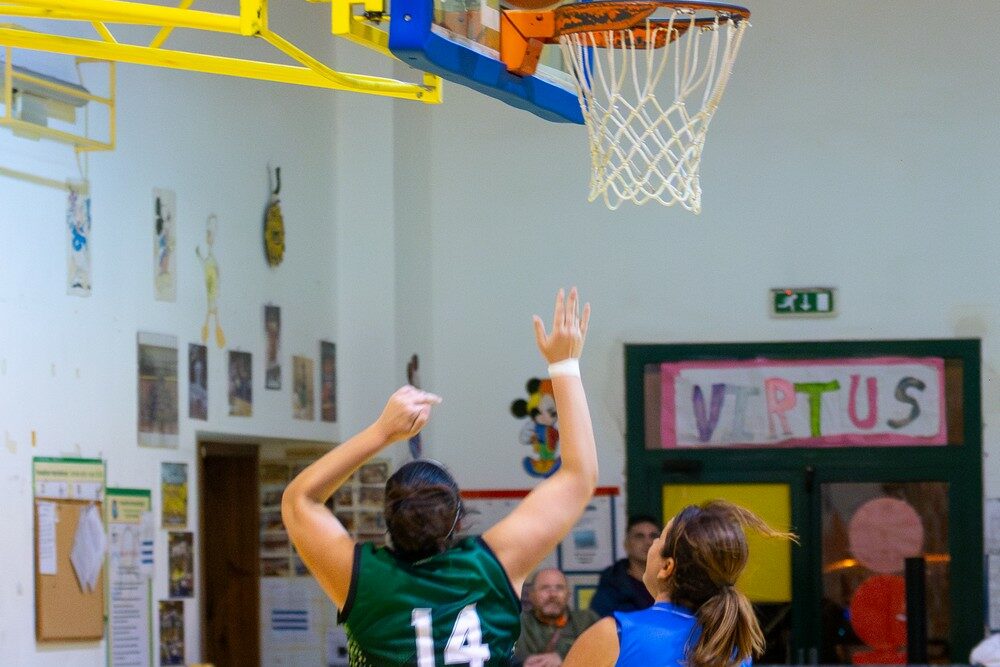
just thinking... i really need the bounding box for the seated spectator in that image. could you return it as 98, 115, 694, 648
589, 515, 661, 617
514, 568, 598, 666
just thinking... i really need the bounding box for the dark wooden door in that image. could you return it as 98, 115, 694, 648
202, 442, 259, 667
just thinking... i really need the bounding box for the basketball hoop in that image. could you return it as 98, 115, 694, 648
501, 1, 750, 212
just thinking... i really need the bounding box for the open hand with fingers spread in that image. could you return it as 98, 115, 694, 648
533, 287, 591, 365
375, 385, 442, 443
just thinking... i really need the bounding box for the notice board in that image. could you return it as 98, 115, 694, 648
33, 457, 106, 641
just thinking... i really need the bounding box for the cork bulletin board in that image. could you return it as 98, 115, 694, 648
33, 457, 106, 641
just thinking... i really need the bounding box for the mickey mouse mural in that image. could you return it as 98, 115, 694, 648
510, 378, 561, 478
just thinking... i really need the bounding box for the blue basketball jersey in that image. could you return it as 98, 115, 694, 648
613, 601, 752, 667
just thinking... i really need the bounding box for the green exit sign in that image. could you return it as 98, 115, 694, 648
770, 288, 836, 317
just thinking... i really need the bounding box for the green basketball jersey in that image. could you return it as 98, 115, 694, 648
339, 536, 521, 667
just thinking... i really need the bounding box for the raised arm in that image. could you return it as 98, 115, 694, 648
483, 288, 597, 594
281, 385, 441, 608
563, 617, 619, 667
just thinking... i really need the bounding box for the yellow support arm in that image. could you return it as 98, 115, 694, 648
0, 0, 442, 103
0, 25, 435, 101
5, 0, 242, 32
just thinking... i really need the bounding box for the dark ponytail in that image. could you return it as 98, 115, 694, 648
384, 460, 464, 561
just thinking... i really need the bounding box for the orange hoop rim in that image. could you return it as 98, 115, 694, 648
553, 1, 750, 38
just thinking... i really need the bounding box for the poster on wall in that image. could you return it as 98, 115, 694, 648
160, 463, 188, 529
557, 488, 618, 573
987, 498, 1000, 631
458, 490, 558, 572
157, 600, 184, 666
137, 333, 178, 448
106, 487, 153, 667
66, 186, 92, 297
167, 532, 193, 598
152, 188, 176, 302
659, 357, 947, 448
265, 305, 282, 390
188, 344, 208, 421
293, 355, 315, 421
228, 351, 253, 417
320, 341, 337, 423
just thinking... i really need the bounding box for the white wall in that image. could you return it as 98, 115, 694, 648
1, 0, 999, 664
0, 3, 346, 663
393, 1, 1000, 499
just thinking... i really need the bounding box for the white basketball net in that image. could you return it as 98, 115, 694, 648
558, 9, 748, 212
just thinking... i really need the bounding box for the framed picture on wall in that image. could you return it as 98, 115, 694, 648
556, 488, 618, 574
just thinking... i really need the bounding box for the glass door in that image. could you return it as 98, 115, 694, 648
819, 481, 951, 664
625, 339, 983, 665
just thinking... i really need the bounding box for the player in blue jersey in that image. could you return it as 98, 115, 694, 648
564, 501, 795, 667
282, 288, 597, 666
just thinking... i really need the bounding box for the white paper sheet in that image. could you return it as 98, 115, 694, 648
70, 504, 107, 592
37, 501, 58, 575
985, 498, 1000, 554
140, 511, 154, 578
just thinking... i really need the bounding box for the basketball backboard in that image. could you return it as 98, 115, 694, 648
388, 0, 583, 124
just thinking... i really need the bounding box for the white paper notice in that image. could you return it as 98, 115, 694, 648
989, 553, 1000, 632
70, 504, 107, 592
558, 495, 615, 573
109, 522, 152, 667
37, 501, 58, 575
139, 511, 154, 578
986, 498, 1000, 554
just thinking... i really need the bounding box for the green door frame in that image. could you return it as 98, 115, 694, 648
624, 338, 983, 662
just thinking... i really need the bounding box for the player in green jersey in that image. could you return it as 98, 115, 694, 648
283, 287, 598, 666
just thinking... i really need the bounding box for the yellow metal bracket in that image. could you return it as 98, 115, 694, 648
0, 0, 441, 103
1, 44, 115, 152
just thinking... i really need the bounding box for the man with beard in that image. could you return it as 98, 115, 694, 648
514, 568, 598, 666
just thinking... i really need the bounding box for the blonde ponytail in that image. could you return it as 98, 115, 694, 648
660, 501, 797, 667
691, 586, 763, 667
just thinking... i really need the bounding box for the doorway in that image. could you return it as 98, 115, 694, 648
201, 442, 260, 667
625, 339, 983, 664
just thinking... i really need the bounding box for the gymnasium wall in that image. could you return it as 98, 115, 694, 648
390, 1, 1000, 499
0, 1, 998, 664
0, 4, 363, 664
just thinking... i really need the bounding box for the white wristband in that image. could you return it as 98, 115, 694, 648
548, 358, 580, 378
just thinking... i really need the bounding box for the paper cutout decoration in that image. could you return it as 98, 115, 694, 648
265, 305, 281, 390
263, 166, 285, 267
153, 189, 176, 302
849, 575, 907, 664
66, 187, 92, 296
849, 497, 924, 574
196, 214, 226, 348
406, 354, 421, 457
510, 378, 561, 478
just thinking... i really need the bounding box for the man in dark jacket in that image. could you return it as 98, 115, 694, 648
589, 515, 661, 617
